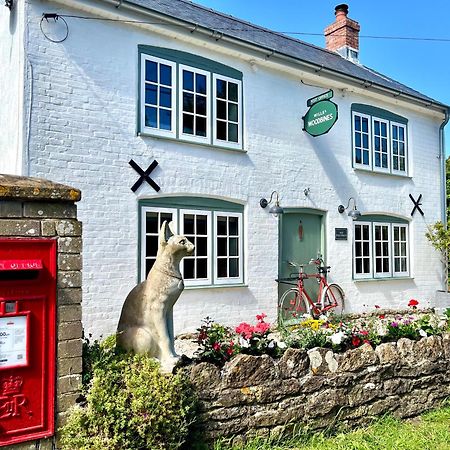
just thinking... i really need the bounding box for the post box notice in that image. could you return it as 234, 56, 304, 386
0, 315, 28, 368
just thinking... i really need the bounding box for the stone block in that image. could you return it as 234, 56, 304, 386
414, 335, 443, 362
57, 392, 81, 413
305, 388, 347, 417
375, 342, 399, 365
37, 439, 54, 450
348, 382, 382, 407
307, 347, 338, 375
396, 338, 416, 365
0, 200, 22, 217
367, 395, 400, 416
222, 354, 277, 388
57, 374, 82, 395
58, 270, 82, 288
0, 219, 41, 236
23, 201, 77, 219
337, 343, 378, 372
188, 362, 221, 391
41, 219, 56, 236
55, 219, 82, 236
58, 288, 82, 305
58, 305, 82, 323
58, 321, 83, 341
278, 347, 308, 378
58, 253, 82, 271
58, 338, 83, 358
58, 236, 82, 253
442, 332, 450, 360
57, 356, 83, 377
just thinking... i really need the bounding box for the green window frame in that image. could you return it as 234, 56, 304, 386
351, 104, 408, 176
139, 197, 245, 287
353, 215, 410, 280
138, 46, 244, 150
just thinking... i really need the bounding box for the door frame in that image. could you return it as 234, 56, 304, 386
278, 208, 327, 278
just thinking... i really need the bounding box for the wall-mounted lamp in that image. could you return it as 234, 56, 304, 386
338, 197, 361, 220
260, 191, 284, 217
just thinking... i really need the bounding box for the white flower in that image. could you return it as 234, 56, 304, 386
419, 329, 427, 337
278, 341, 287, 349
319, 315, 328, 321
329, 331, 346, 345
376, 322, 388, 337
239, 337, 250, 348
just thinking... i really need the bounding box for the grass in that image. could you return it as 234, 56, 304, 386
210, 404, 450, 450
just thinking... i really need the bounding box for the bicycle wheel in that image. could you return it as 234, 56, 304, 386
321, 283, 345, 316
278, 288, 310, 326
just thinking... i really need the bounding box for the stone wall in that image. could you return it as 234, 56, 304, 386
0, 175, 82, 450
189, 334, 450, 442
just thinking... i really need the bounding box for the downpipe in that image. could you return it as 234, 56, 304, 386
439, 108, 449, 290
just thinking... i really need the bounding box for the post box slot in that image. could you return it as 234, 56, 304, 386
0, 270, 40, 282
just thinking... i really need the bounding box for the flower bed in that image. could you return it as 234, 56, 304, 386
187, 303, 450, 442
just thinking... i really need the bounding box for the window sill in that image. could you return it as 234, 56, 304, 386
184, 283, 248, 290
353, 167, 412, 179
353, 276, 414, 282
138, 131, 247, 154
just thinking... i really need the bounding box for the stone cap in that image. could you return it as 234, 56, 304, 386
0, 174, 81, 202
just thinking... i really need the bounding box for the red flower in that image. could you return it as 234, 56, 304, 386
226, 346, 234, 356
408, 299, 419, 307
236, 322, 254, 340
212, 342, 221, 351
379, 314, 385, 319
363, 339, 371, 345
375, 305, 380, 309
360, 330, 369, 336
352, 336, 361, 347
256, 313, 267, 321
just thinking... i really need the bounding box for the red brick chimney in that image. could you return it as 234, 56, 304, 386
324, 4, 360, 62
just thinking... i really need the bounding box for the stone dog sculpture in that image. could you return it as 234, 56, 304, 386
117, 221, 194, 372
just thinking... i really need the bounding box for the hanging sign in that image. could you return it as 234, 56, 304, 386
303, 90, 338, 137
335, 228, 348, 241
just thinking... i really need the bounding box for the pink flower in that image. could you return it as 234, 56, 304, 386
256, 313, 267, 321
236, 322, 254, 340
360, 330, 369, 336
212, 342, 221, 351
254, 321, 270, 335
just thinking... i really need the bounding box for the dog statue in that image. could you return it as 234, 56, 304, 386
116, 221, 194, 372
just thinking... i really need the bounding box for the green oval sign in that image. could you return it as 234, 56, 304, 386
303, 99, 338, 137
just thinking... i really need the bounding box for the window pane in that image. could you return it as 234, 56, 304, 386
363, 242, 369, 255
160, 64, 172, 86
196, 74, 207, 94
376, 259, 382, 272
196, 95, 206, 116
183, 93, 194, 113
228, 103, 238, 122
146, 259, 155, 277
355, 242, 361, 257
197, 215, 207, 235
197, 237, 207, 256
363, 134, 369, 149
383, 259, 389, 272
217, 237, 227, 256
183, 259, 195, 279
145, 107, 157, 128
395, 259, 400, 272
363, 150, 369, 165
145, 61, 157, 82
183, 114, 194, 134
184, 214, 195, 234
145, 84, 157, 105
375, 226, 381, 240
183, 70, 194, 91
160, 87, 171, 108
392, 126, 398, 140
363, 225, 369, 240
363, 258, 370, 273
217, 120, 227, 140
356, 259, 362, 274
229, 217, 238, 235
228, 124, 238, 142
217, 258, 227, 277
229, 258, 239, 277
229, 238, 238, 256
228, 82, 238, 102
146, 213, 158, 233
355, 148, 362, 164
196, 117, 207, 137
217, 216, 227, 235
216, 79, 227, 99
374, 121, 380, 135
354, 115, 361, 131
355, 133, 361, 148
362, 118, 368, 132
355, 225, 361, 241
217, 100, 227, 120
399, 127, 404, 140
146, 236, 158, 256
161, 213, 173, 224
197, 258, 207, 278
160, 110, 171, 130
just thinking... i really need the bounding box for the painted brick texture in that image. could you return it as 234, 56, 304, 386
22, 1, 445, 340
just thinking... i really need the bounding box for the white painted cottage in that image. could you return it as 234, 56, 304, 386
1, 1, 448, 338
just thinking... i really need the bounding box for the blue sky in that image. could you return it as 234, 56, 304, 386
194, 0, 450, 155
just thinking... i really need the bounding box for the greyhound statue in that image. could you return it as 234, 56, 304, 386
116, 221, 194, 372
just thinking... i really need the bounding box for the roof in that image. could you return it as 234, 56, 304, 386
121, 0, 447, 110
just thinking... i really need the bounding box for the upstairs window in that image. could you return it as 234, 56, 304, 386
352, 105, 408, 176
353, 216, 410, 280
139, 47, 243, 150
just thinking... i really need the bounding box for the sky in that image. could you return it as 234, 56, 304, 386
194, 0, 450, 155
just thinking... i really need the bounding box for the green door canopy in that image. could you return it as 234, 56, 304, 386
303, 100, 338, 137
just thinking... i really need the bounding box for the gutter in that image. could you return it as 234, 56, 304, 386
100, 0, 449, 115
439, 108, 449, 290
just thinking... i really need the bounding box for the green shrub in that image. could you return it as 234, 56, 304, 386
61, 336, 197, 450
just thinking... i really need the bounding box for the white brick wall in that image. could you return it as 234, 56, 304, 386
21, 0, 446, 338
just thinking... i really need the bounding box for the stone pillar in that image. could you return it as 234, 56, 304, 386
0, 175, 82, 450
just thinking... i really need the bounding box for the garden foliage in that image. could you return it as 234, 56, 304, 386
61, 336, 197, 450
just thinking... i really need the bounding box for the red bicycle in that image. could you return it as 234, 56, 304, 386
276, 256, 345, 325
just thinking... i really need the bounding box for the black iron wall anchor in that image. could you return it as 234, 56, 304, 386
129, 159, 160, 193
409, 194, 424, 217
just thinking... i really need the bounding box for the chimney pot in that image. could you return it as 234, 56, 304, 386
335, 4, 349, 17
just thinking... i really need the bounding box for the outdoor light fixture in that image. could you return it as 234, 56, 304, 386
260, 191, 284, 217
338, 197, 361, 220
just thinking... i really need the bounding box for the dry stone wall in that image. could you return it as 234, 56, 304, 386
189, 334, 450, 442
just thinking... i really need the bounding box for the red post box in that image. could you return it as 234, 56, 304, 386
0, 238, 56, 446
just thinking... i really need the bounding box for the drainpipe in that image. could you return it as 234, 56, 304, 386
439, 107, 449, 290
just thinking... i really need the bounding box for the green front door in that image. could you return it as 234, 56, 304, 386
279, 211, 324, 308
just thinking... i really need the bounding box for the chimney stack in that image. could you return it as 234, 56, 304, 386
324, 4, 360, 62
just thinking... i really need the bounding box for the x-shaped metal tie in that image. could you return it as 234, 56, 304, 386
129, 159, 160, 193
409, 194, 424, 217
